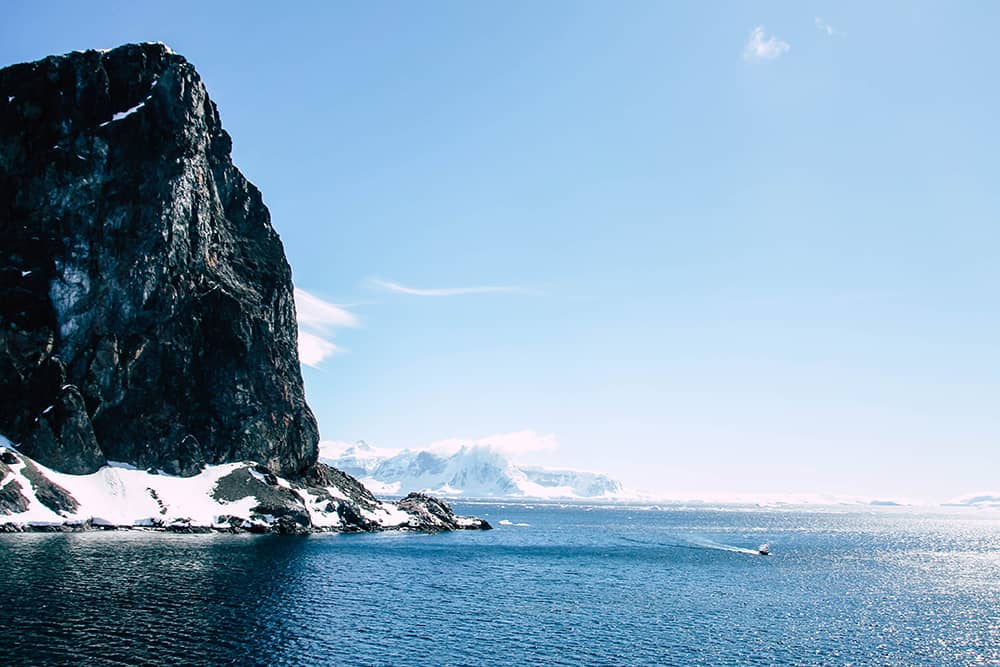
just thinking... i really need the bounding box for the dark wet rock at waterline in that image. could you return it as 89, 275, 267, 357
0, 43, 317, 477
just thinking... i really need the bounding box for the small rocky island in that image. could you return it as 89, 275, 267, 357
0, 43, 489, 534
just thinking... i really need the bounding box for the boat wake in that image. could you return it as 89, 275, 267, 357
688, 537, 765, 555
619, 535, 765, 556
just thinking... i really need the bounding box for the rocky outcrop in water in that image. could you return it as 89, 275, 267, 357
0, 43, 317, 477
397, 492, 493, 530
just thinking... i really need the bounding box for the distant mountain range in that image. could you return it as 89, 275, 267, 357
944, 493, 1000, 508
320, 441, 1000, 508
320, 441, 627, 500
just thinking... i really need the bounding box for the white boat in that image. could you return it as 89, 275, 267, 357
758, 543, 770, 556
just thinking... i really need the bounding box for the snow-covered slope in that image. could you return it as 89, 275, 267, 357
320, 441, 627, 500
0, 436, 489, 533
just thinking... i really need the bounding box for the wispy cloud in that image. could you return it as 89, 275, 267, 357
294, 288, 359, 367
295, 288, 359, 329
317, 430, 560, 465
369, 278, 530, 297
427, 430, 560, 460
743, 26, 790, 62
814, 17, 840, 36
297, 330, 340, 368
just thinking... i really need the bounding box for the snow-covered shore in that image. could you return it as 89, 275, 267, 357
0, 437, 490, 533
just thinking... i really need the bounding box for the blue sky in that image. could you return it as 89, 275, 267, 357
4, 2, 998, 502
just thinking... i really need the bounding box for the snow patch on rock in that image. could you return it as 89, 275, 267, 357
99, 78, 159, 127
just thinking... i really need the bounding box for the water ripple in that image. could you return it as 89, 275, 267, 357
0, 507, 997, 665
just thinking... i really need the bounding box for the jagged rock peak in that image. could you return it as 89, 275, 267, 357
0, 43, 319, 477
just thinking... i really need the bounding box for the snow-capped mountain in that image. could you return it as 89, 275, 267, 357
320, 440, 627, 500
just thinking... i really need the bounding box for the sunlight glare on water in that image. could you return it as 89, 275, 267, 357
0, 505, 997, 666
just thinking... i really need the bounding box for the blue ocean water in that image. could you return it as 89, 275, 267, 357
0, 503, 997, 666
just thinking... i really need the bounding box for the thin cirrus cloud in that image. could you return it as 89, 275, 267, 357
294, 287, 360, 367
369, 278, 530, 297
743, 26, 790, 62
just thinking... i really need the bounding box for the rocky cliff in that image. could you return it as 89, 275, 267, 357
0, 43, 316, 477
0, 43, 489, 533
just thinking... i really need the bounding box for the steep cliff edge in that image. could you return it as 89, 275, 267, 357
0, 43, 489, 533
0, 43, 316, 477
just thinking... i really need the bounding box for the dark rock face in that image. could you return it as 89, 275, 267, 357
0, 43, 318, 477
0, 474, 29, 514
21, 383, 104, 475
